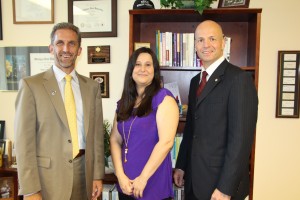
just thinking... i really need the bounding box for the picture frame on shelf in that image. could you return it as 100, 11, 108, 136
218, 0, 250, 8
13, 0, 54, 24
275, 51, 300, 118
0, 121, 5, 140
68, 0, 117, 38
90, 72, 110, 98
134, 42, 150, 51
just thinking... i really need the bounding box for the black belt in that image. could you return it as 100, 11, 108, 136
74, 149, 85, 159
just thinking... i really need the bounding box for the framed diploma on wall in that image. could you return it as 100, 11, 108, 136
13, 0, 54, 24
68, 0, 117, 38
276, 51, 300, 118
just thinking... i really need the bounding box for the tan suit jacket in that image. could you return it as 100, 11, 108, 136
15, 67, 105, 199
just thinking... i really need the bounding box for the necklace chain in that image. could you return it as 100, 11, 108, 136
122, 116, 137, 163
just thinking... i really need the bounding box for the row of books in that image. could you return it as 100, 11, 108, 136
102, 184, 184, 200
156, 31, 199, 67
155, 30, 231, 67
171, 134, 183, 168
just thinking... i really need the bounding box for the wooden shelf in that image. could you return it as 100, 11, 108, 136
129, 9, 261, 200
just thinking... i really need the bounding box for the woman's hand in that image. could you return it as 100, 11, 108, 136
118, 174, 133, 195
132, 175, 148, 199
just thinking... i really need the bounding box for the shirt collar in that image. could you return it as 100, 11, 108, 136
201, 56, 225, 78
52, 65, 78, 83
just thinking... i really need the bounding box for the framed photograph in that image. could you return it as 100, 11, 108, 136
218, 0, 250, 8
0, 121, 5, 140
68, 0, 117, 38
0, 177, 14, 200
13, 0, 54, 24
134, 42, 151, 51
90, 72, 110, 98
276, 51, 300, 118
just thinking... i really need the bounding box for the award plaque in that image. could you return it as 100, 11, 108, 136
88, 46, 110, 64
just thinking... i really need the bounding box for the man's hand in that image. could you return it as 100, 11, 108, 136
91, 180, 103, 200
211, 188, 231, 200
24, 192, 42, 200
173, 169, 185, 187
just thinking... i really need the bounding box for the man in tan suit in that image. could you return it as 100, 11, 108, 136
15, 22, 105, 200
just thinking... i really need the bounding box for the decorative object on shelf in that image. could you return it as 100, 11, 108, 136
0, 121, 5, 140
218, 0, 250, 8
194, 0, 217, 14
276, 51, 300, 118
68, 0, 117, 38
90, 72, 110, 98
13, 0, 54, 24
0, 177, 14, 199
134, 42, 151, 51
160, 0, 184, 9
133, 0, 155, 9
88, 46, 110, 64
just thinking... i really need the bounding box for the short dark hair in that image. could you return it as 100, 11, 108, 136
50, 22, 81, 46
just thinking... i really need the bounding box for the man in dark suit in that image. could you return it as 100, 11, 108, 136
15, 22, 105, 200
174, 20, 258, 200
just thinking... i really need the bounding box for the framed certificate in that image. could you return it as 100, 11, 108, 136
68, 0, 117, 38
13, 0, 54, 24
218, 0, 250, 8
276, 51, 300, 118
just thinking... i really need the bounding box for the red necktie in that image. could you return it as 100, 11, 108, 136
196, 71, 208, 96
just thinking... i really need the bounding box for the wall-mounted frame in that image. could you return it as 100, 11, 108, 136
276, 51, 300, 118
218, 0, 250, 8
13, 0, 54, 24
68, 0, 117, 38
0, 46, 50, 91
0, 0, 3, 40
0, 121, 5, 140
90, 72, 110, 98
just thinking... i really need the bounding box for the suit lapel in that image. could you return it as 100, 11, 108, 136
77, 74, 90, 137
196, 60, 228, 106
43, 68, 69, 130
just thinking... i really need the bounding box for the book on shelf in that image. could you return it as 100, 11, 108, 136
173, 184, 185, 200
171, 134, 183, 168
224, 36, 231, 61
102, 184, 118, 200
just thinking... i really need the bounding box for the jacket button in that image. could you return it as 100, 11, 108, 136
68, 140, 71, 143
195, 115, 199, 119
69, 160, 72, 163
193, 135, 197, 139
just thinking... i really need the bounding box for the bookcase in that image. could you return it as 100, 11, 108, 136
129, 8, 261, 200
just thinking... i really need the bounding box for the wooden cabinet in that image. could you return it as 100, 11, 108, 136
129, 8, 261, 200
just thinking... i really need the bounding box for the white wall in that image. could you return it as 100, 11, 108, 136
1, 0, 300, 199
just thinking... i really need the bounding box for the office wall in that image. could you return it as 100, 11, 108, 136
0, 0, 300, 199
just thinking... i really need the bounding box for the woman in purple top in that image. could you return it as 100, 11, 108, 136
110, 47, 179, 200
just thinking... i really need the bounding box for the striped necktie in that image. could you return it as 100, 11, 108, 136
64, 75, 79, 158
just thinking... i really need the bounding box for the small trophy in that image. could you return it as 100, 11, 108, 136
133, 0, 155, 9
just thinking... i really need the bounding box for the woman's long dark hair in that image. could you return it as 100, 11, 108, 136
117, 47, 161, 121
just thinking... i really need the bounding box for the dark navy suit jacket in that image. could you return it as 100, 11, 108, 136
176, 59, 258, 200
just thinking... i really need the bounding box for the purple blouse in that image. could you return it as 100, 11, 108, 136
116, 88, 174, 199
